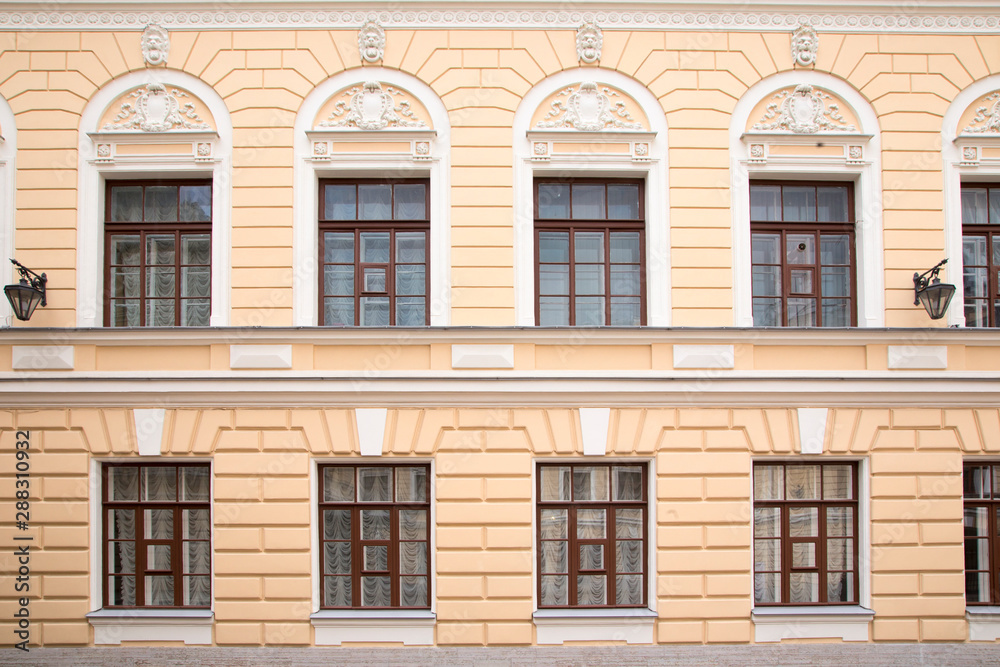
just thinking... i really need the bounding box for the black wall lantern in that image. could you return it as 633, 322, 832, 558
913, 258, 956, 321
4, 258, 47, 321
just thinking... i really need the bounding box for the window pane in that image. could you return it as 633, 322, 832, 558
965, 299, 989, 328
323, 509, 351, 541
142, 467, 177, 502
181, 267, 210, 299
608, 184, 639, 220
359, 468, 392, 502
783, 186, 816, 222
616, 541, 642, 573
364, 545, 388, 571
396, 297, 425, 326
610, 266, 640, 296
967, 572, 990, 603
964, 235, 988, 266
110, 235, 141, 267
615, 509, 643, 539
184, 576, 211, 606
360, 232, 390, 263
789, 507, 818, 537
572, 184, 605, 219
817, 186, 849, 222
324, 467, 356, 502
362, 576, 391, 606
360, 296, 389, 326
754, 507, 781, 537
179, 185, 211, 222
992, 188, 1000, 225
401, 576, 428, 606
827, 538, 853, 571
828, 572, 854, 603
751, 185, 781, 221
786, 234, 815, 264
577, 575, 607, 605
324, 576, 351, 607
538, 183, 570, 219
111, 186, 143, 222
108, 509, 135, 540
753, 298, 781, 326
820, 235, 850, 265
145, 575, 174, 605
144, 509, 174, 539
539, 231, 569, 263
827, 507, 854, 537
577, 509, 606, 539
396, 232, 426, 263
541, 466, 571, 501
145, 186, 178, 222
786, 466, 820, 500
540, 541, 567, 573
180, 467, 209, 501
575, 264, 604, 296
575, 231, 605, 263
360, 509, 390, 540
789, 572, 819, 603
325, 185, 357, 220
573, 467, 609, 501
791, 542, 815, 568
396, 263, 426, 294
613, 466, 643, 501
399, 509, 427, 540
541, 575, 568, 605
579, 544, 604, 570
616, 574, 643, 605
823, 466, 853, 499
575, 296, 605, 326
539, 265, 569, 296
539, 296, 569, 325
752, 233, 781, 264
363, 267, 386, 293
610, 232, 641, 263
753, 266, 781, 297
789, 269, 813, 294
755, 572, 780, 604
325, 266, 354, 296
754, 466, 784, 500
540, 509, 568, 539
396, 467, 427, 502
963, 188, 989, 225
109, 541, 135, 573
821, 298, 850, 327
359, 184, 392, 220
610, 297, 641, 326
183, 541, 210, 574
183, 509, 210, 540
964, 467, 991, 499
325, 297, 354, 326
821, 267, 850, 298
324, 232, 355, 263
394, 184, 426, 220
109, 467, 139, 501
787, 298, 816, 326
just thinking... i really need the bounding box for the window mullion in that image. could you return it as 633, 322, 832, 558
568, 506, 578, 606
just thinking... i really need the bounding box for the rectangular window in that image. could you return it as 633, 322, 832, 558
534, 179, 645, 326
961, 185, 1000, 327
750, 181, 856, 327
319, 180, 430, 326
536, 463, 647, 608
964, 463, 1000, 604
104, 181, 212, 327
753, 461, 858, 606
319, 464, 431, 608
102, 463, 211, 608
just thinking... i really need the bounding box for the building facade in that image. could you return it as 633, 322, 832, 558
2, 0, 1000, 651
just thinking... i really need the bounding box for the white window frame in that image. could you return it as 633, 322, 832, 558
293, 68, 451, 327
87, 456, 215, 645
749, 456, 873, 643
0, 93, 16, 325
731, 71, 884, 328
530, 456, 657, 645
943, 74, 1000, 328
309, 457, 437, 645
513, 69, 670, 327
76, 70, 233, 328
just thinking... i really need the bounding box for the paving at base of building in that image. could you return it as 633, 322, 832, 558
2, 645, 998, 667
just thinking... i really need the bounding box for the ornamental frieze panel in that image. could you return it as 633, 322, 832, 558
531, 82, 647, 132
748, 84, 858, 134
315, 81, 431, 131
99, 83, 214, 132
960, 91, 1000, 135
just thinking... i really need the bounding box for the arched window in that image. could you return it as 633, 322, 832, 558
77, 71, 233, 327
730, 72, 883, 328
293, 69, 451, 326
512, 70, 670, 326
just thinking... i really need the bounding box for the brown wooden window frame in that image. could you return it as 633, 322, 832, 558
318, 178, 431, 327
534, 178, 647, 326
753, 461, 860, 607
318, 463, 432, 609
963, 462, 1000, 605
101, 462, 212, 609
103, 179, 213, 328
750, 180, 858, 327
536, 462, 648, 609
960, 184, 1000, 328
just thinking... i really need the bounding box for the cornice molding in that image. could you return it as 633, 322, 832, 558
1, 6, 998, 33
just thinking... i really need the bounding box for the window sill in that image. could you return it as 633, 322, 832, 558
967, 606, 1000, 641
532, 608, 657, 645
310, 609, 435, 646
752, 605, 873, 643
86, 608, 213, 645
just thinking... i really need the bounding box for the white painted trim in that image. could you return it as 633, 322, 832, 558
730, 71, 884, 328
355, 407, 388, 456
133, 407, 165, 456
579, 407, 611, 456
967, 607, 1000, 641
942, 74, 1000, 328
293, 68, 451, 326
87, 608, 214, 645
672, 344, 734, 370
796, 407, 828, 454
752, 606, 874, 642
887, 345, 948, 370
6, 5, 1000, 34
513, 68, 670, 326
11, 345, 74, 370
311, 610, 436, 646
533, 608, 657, 645
230, 344, 293, 369
451, 344, 514, 369
0, 93, 16, 327
76, 70, 233, 327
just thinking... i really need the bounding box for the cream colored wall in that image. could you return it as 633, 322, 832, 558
4, 28, 999, 327
1, 405, 996, 645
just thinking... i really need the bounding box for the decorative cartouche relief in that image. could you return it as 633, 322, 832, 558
963, 92, 1000, 134
318, 81, 428, 131
358, 20, 385, 63
535, 82, 643, 132
791, 24, 818, 67
102, 83, 210, 132
752, 84, 856, 133
141, 24, 170, 66
576, 22, 603, 64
